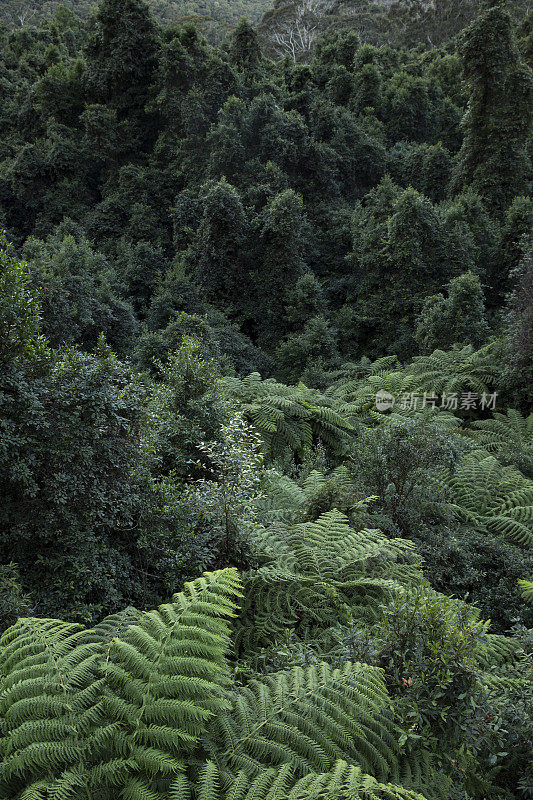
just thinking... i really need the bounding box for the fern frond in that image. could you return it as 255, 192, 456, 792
0, 570, 243, 799
0, 618, 103, 799
220, 375, 354, 460
236, 512, 417, 655
105, 569, 243, 766
189, 759, 429, 800
470, 409, 533, 476
210, 663, 400, 781
518, 579, 533, 603
477, 633, 523, 669
406, 345, 498, 398
446, 451, 533, 548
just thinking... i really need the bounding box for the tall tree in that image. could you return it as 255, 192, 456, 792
230, 18, 262, 73
253, 188, 307, 346
415, 271, 490, 353
187, 180, 249, 315
452, 1, 533, 213
84, 0, 160, 144
0, 235, 144, 620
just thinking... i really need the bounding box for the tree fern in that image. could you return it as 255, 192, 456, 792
518, 579, 533, 603
477, 632, 524, 669
259, 466, 359, 526
327, 365, 460, 429
103, 568, 243, 797
329, 370, 417, 422
185, 759, 428, 800
0, 617, 106, 799
470, 409, 533, 476
405, 345, 498, 398
86, 606, 143, 647
236, 510, 419, 655
0, 570, 243, 800
446, 451, 533, 547
208, 662, 401, 781
220, 373, 354, 461
259, 471, 308, 524
0, 564, 463, 800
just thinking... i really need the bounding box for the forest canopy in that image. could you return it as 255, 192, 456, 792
0, 0, 532, 798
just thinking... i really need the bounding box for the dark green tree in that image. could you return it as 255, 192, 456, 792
84, 0, 160, 143
452, 2, 533, 212
442, 190, 500, 298
382, 72, 436, 144
499, 195, 533, 297
503, 238, 533, 408
186, 179, 249, 314
230, 18, 261, 73
141, 334, 223, 481
0, 232, 41, 364
0, 564, 30, 633
117, 240, 170, 317
349, 186, 454, 359
253, 188, 307, 346
0, 340, 150, 622
415, 271, 490, 353
353, 57, 382, 113
23, 225, 137, 356
275, 314, 340, 387
388, 141, 452, 202
0, 236, 147, 620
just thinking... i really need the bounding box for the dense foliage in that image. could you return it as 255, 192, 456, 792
0, 0, 271, 38
0, 0, 532, 797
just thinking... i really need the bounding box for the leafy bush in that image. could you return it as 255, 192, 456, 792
0, 563, 30, 633
348, 587, 489, 761
413, 526, 533, 633
0, 341, 149, 622
348, 418, 461, 534
0, 233, 41, 364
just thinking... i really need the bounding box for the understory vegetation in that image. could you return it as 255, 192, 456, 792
0, 0, 532, 797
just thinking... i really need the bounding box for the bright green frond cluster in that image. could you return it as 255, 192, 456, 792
518, 579, 533, 603
220, 373, 354, 460
0, 561, 441, 800
0, 570, 243, 800
0, 617, 105, 798
187, 759, 428, 800
326, 349, 492, 427
259, 466, 358, 525
330, 371, 417, 422
470, 409, 533, 476
236, 510, 418, 654
209, 662, 400, 780
405, 346, 498, 397
447, 451, 533, 547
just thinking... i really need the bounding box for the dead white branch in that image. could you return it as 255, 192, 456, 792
271, 0, 334, 62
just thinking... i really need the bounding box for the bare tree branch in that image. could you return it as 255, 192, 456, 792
270, 0, 334, 62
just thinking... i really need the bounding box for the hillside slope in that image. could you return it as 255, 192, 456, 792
258, 0, 532, 61
0, 0, 271, 32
